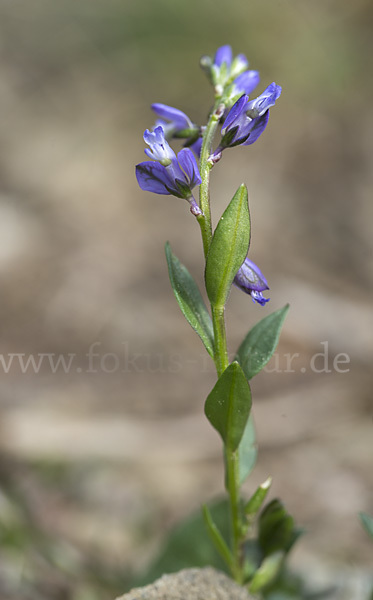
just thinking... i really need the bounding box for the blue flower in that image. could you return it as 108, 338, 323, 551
143, 126, 177, 163
136, 126, 202, 207
232, 70, 260, 97
151, 103, 202, 157
234, 258, 270, 306
152, 103, 193, 136
206, 45, 260, 103
213, 45, 249, 82
216, 83, 282, 153
214, 45, 235, 68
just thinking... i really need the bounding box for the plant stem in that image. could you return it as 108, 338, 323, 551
226, 447, 243, 583
211, 304, 243, 582
198, 100, 224, 259
198, 95, 244, 583
211, 305, 229, 377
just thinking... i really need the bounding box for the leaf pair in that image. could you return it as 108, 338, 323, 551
166, 239, 289, 376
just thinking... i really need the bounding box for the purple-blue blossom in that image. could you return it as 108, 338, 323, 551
214, 45, 235, 68
136, 126, 202, 210
152, 103, 193, 133
234, 258, 270, 306
151, 103, 202, 157
232, 70, 260, 97
143, 126, 176, 163
213, 45, 249, 83
204, 45, 260, 102
215, 83, 282, 154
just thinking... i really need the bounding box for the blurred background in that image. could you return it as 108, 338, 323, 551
0, 0, 372, 598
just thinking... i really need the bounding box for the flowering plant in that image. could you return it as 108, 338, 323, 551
135, 45, 316, 597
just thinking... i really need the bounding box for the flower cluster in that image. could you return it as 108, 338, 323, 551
135, 45, 281, 305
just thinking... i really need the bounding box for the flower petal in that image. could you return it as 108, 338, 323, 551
177, 148, 202, 188
222, 94, 248, 133
247, 83, 282, 117
143, 126, 176, 162
214, 44, 233, 67
243, 111, 270, 145
188, 136, 203, 158
251, 290, 270, 306
234, 258, 269, 293
234, 70, 260, 95
151, 103, 192, 129
135, 161, 172, 195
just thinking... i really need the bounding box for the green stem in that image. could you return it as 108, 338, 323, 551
196, 213, 211, 259
211, 305, 243, 582
211, 305, 229, 377
226, 447, 244, 583
198, 99, 224, 259
197, 95, 244, 583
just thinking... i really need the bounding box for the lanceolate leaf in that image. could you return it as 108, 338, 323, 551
202, 504, 234, 570
165, 242, 214, 357
205, 361, 252, 451
236, 304, 289, 379
205, 184, 250, 308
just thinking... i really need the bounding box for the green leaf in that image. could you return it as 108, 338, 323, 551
245, 476, 272, 516
165, 242, 214, 357
236, 304, 289, 380
249, 551, 284, 594
202, 504, 233, 569
259, 499, 297, 557
133, 499, 230, 587
205, 184, 250, 308
205, 361, 252, 451
359, 512, 373, 540
238, 415, 257, 484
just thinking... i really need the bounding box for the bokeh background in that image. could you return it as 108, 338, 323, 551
0, 1, 372, 598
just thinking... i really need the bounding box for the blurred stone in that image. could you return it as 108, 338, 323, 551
116, 568, 254, 600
